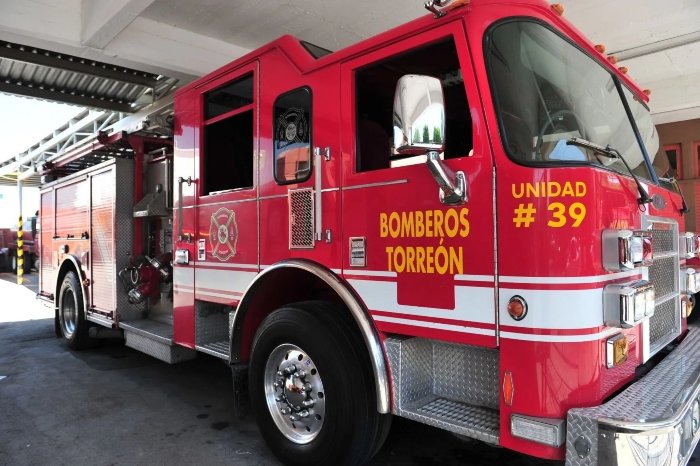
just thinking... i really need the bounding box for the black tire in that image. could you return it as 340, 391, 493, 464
10, 251, 17, 275
23, 253, 32, 274
58, 271, 93, 350
0, 253, 8, 273
249, 301, 391, 466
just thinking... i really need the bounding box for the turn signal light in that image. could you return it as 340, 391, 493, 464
594, 44, 606, 53
603, 229, 653, 271
507, 296, 528, 321
608, 55, 618, 64
606, 334, 628, 368
550, 3, 564, 15
681, 294, 694, 319
643, 89, 652, 96
618, 66, 628, 74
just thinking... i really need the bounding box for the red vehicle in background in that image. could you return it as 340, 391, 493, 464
0, 215, 38, 274
37, 0, 700, 464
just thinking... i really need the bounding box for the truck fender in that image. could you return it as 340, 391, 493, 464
54, 255, 90, 330
230, 259, 391, 414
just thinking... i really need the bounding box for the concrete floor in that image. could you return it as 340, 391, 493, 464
0, 273, 697, 465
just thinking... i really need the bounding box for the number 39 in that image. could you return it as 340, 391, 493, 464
547, 202, 586, 228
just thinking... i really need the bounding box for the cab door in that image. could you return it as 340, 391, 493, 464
340, 22, 497, 347
194, 63, 259, 308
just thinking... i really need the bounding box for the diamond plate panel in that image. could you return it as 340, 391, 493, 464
288, 188, 314, 248
565, 411, 599, 466
650, 226, 674, 254
649, 298, 677, 346
125, 331, 196, 364
397, 338, 433, 406
196, 341, 229, 359
403, 396, 499, 444
645, 219, 680, 356
566, 328, 700, 465
385, 337, 404, 413
648, 255, 675, 299
433, 342, 499, 409
566, 327, 700, 466
195, 301, 230, 347
386, 337, 500, 444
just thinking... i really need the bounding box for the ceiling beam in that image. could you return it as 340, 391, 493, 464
81, 0, 157, 50
0, 40, 160, 88
0, 81, 133, 113
612, 30, 700, 61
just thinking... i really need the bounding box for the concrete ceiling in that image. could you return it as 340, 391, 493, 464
0, 0, 698, 124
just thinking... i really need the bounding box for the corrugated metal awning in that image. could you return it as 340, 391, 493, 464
0, 40, 178, 113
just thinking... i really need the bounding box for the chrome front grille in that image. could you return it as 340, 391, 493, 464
645, 219, 680, 354
648, 256, 675, 298
649, 298, 677, 345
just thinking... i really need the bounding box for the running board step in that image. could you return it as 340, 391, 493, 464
196, 340, 229, 360
402, 395, 499, 443
385, 336, 500, 444
121, 319, 196, 364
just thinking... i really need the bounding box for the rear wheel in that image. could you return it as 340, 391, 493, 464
58, 271, 93, 349
249, 301, 390, 466
0, 253, 8, 272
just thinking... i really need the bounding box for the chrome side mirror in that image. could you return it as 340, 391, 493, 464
393, 75, 467, 204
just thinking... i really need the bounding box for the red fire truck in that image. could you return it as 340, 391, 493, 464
38, 0, 700, 464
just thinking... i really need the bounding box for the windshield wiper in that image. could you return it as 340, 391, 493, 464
567, 137, 652, 206
658, 176, 689, 213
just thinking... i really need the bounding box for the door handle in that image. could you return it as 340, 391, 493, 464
177, 176, 193, 243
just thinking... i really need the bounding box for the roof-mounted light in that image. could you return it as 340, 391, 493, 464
424, 0, 470, 18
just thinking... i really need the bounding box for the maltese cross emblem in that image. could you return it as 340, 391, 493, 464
209, 207, 238, 261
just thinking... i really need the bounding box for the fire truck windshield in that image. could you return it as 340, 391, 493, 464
486, 20, 653, 181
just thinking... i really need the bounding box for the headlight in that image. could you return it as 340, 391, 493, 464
603, 229, 653, 271
684, 268, 700, 294
604, 280, 655, 328
681, 232, 700, 258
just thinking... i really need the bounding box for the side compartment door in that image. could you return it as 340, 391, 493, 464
340, 22, 497, 347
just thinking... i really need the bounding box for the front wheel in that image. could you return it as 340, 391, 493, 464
249, 301, 390, 466
58, 271, 93, 349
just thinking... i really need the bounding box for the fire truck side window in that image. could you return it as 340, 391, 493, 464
203, 73, 255, 195
355, 38, 471, 172
273, 87, 312, 184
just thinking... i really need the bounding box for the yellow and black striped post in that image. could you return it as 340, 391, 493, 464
17, 216, 23, 285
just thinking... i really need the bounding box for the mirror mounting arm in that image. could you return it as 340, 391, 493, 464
426, 151, 467, 205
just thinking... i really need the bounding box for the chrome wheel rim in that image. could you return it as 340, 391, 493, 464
264, 343, 326, 444
61, 288, 77, 337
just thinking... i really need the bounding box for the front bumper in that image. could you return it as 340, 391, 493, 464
566, 327, 700, 466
